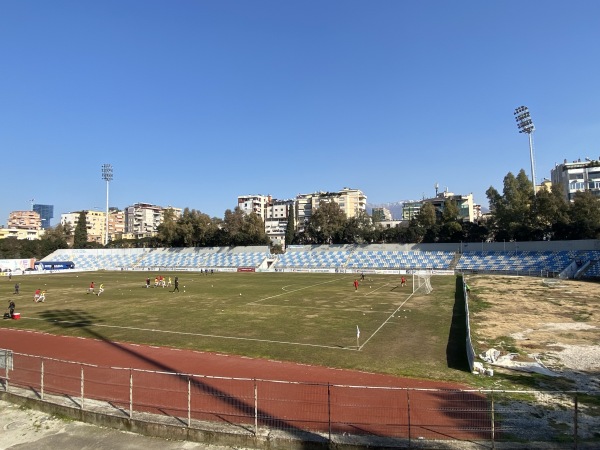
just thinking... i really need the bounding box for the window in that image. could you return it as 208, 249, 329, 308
570, 182, 585, 191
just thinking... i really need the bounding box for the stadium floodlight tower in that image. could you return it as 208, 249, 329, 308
101, 164, 113, 246
514, 106, 537, 195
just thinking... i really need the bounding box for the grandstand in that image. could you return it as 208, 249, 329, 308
40, 241, 600, 279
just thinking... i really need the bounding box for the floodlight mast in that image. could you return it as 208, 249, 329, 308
514, 106, 536, 195
101, 164, 113, 246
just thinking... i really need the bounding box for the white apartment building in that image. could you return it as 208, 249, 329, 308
551, 157, 600, 202
295, 188, 367, 230
125, 203, 182, 239
237, 195, 272, 222
264, 199, 293, 246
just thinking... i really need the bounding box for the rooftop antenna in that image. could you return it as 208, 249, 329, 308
435, 183, 439, 196
29, 198, 35, 210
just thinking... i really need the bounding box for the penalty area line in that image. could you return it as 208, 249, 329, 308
358, 291, 417, 351
24, 316, 358, 351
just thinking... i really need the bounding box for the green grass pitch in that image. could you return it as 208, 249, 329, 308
3, 271, 469, 383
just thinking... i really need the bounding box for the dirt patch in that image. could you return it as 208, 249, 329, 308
467, 275, 600, 391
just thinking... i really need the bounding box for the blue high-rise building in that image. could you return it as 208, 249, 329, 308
33, 204, 54, 229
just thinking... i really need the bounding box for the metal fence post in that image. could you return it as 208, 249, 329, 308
254, 379, 258, 436
80, 365, 84, 409
407, 389, 411, 447
327, 383, 331, 443
129, 369, 133, 419
574, 391, 578, 450
4, 350, 8, 392
490, 390, 495, 450
187, 377, 191, 428
40, 358, 44, 400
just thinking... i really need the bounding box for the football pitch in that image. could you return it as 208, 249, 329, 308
3, 271, 468, 383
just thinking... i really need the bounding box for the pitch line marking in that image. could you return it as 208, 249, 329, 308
358, 290, 417, 351
24, 316, 359, 351
249, 278, 342, 305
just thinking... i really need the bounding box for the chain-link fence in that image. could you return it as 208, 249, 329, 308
1, 350, 598, 448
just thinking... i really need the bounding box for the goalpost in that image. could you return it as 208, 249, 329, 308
413, 270, 433, 294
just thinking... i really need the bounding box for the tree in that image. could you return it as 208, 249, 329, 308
304, 201, 347, 244
285, 204, 295, 247
486, 170, 535, 241
438, 199, 463, 243
406, 202, 436, 243
241, 212, 270, 245
73, 211, 88, 248
340, 210, 374, 244
39, 224, 70, 256
567, 190, 600, 239
222, 207, 246, 246
157, 208, 179, 246
530, 185, 570, 240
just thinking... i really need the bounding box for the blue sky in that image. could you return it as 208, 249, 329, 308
2, 1, 599, 226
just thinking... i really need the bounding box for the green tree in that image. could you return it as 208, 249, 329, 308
39, 224, 70, 256
73, 211, 88, 248
438, 199, 463, 243
285, 204, 295, 247
305, 201, 347, 244
157, 208, 179, 246
241, 212, 270, 245
221, 207, 246, 246
340, 210, 374, 244
531, 185, 570, 240
486, 170, 535, 241
567, 190, 600, 239
406, 202, 437, 243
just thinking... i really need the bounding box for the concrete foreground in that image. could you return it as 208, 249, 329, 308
0, 399, 249, 450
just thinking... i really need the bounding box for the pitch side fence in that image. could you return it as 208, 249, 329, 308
1, 350, 598, 448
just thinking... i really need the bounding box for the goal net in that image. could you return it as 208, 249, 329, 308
413, 271, 433, 294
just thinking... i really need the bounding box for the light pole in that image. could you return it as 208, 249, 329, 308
101, 164, 113, 246
514, 106, 536, 195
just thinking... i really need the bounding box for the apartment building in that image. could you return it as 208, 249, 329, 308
551, 157, 600, 202
264, 199, 293, 246
61, 210, 105, 244
402, 191, 476, 222
8, 211, 42, 230
237, 195, 272, 222
125, 203, 182, 239
295, 187, 367, 229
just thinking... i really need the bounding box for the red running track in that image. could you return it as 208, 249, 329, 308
0, 328, 492, 441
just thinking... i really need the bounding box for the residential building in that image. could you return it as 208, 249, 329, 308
372, 207, 392, 222
375, 219, 406, 230
237, 195, 272, 222
428, 191, 475, 222
61, 210, 105, 244
8, 211, 42, 230
402, 191, 476, 222
0, 227, 44, 240
108, 209, 126, 241
33, 204, 54, 229
264, 199, 294, 246
125, 203, 182, 239
550, 157, 600, 202
294, 187, 367, 230
402, 201, 422, 221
